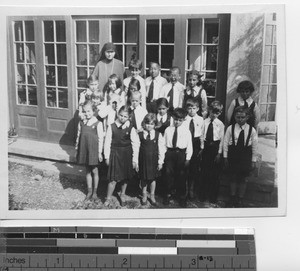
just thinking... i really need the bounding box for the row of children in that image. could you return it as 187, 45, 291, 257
76, 81, 259, 208
75, 42, 260, 208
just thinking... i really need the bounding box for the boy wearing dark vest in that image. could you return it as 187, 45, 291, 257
223, 106, 258, 207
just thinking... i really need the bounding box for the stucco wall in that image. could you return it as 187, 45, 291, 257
226, 13, 264, 123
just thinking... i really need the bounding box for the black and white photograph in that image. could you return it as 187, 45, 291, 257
0, 3, 286, 219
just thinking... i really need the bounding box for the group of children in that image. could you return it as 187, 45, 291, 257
75, 43, 260, 208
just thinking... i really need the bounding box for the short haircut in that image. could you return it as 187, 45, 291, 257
91, 91, 104, 102
83, 100, 97, 112
128, 78, 141, 91
149, 62, 161, 69
172, 107, 187, 119
170, 66, 181, 74
185, 97, 200, 108
108, 74, 122, 89
233, 105, 250, 116
156, 97, 169, 108
129, 59, 143, 70
208, 100, 223, 113
130, 90, 142, 100
118, 105, 133, 117
142, 113, 157, 129
87, 74, 98, 85
236, 80, 255, 93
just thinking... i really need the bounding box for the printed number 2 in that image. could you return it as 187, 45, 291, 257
191, 258, 196, 265
123, 258, 128, 265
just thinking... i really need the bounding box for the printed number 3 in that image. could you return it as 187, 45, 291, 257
191, 258, 196, 265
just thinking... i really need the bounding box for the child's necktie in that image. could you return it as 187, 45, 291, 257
146, 131, 151, 140
131, 108, 137, 129
148, 80, 154, 101
167, 84, 174, 108
189, 118, 195, 138
236, 126, 245, 147
206, 119, 214, 143
243, 99, 248, 108
172, 127, 178, 148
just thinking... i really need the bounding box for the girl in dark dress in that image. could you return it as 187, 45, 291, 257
103, 105, 139, 207
75, 100, 104, 201
138, 113, 165, 206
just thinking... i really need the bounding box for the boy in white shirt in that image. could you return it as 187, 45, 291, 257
130, 91, 148, 132
145, 62, 168, 113
163, 108, 192, 207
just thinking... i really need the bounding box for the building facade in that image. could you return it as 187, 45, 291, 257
7, 13, 277, 145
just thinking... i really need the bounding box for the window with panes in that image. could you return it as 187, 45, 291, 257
13, 21, 37, 106
144, 19, 175, 77
43, 20, 68, 108
75, 20, 100, 106
260, 13, 277, 122
186, 18, 219, 103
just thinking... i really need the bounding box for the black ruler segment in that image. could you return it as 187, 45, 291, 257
0, 227, 256, 270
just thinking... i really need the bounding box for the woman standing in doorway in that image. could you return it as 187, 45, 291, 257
92, 42, 125, 93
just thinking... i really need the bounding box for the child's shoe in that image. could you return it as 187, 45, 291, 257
84, 188, 93, 201
119, 193, 127, 207
226, 195, 237, 208
149, 194, 157, 207
92, 192, 99, 200
141, 193, 148, 206
104, 197, 112, 207
163, 194, 171, 205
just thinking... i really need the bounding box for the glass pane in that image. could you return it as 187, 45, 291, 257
188, 19, 202, 43
47, 87, 57, 107
161, 19, 174, 43
111, 21, 123, 43
125, 20, 137, 43
17, 85, 27, 104
14, 21, 23, 41
16, 43, 24, 62
89, 21, 99, 42
89, 44, 100, 66
264, 45, 272, 64
270, 65, 277, 84
203, 46, 218, 71
187, 45, 201, 70
115, 45, 123, 61
57, 66, 68, 87
44, 21, 54, 42
203, 79, 216, 97
27, 65, 37, 85
146, 20, 159, 43
267, 104, 276, 121
77, 44, 87, 65
269, 85, 277, 102
25, 21, 34, 41
146, 45, 159, 68
272, 45, 277, 64
58, 88, 68, 108
46, 66, 56, 86
28, 86, 37, 105
260, 85, 268, 103
77, 67, 87, 88
45, 44, 55, 64
205, 72, 217, 80
262, 65, 270, 84
76, 21, 86, 42
56, 21, 66, 42
16, 64, 25, 84
125, 45, 137, 68
161, 45, 174, 69
265, 25, 273, 44
57, 44, 67, 64
260, 104, 267, 121
25, 43, 35, 63
272, 25, 277, 44
89, 68, 94, 77
204, 19, 219, 44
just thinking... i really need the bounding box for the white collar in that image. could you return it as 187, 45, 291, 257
115, 119, 130, 128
